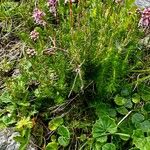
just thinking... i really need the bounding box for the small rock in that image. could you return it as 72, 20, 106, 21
0, 128, 37, 150
135, 0, 150, 8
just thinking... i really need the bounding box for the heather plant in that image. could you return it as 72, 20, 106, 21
0, 0, 150, 150
139, 7, 150, 27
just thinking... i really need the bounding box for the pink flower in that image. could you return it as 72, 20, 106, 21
30, 30, 39, 41
32, 8, 46, 26
47, 0, 57, 7
47, 0, 57, 16
139, 8, 150, 27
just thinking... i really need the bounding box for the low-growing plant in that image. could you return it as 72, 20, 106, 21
0, 0, 150, 149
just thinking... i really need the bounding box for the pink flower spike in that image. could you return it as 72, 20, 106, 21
139, 7, 150, 28
32, 8, 46, 26
47, 0, 57, 16
47, 0, 57, 6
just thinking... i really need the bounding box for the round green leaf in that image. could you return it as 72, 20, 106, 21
125, 99, 133, 109
48, 117, 63, 131
51, 135, 57, 142
117, 106, 128, 115
46, 142, 58, 150
93, 141, 102, 150
114, 95, 127, 106
139, 120, 150, 132
92, 116, 117, 142
57, 125, 70, 138
133, 137, 150, 150
132, 129, 144, 139
132, 113, 144, 124
141, 94, 150, 101
102, 143, 116, 150
58, 136, 69, 147
132, 93, 140, 104
121, 87, 130, 97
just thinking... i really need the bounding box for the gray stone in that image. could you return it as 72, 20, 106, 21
0, 128, 37, 150
135, 0, 150, 8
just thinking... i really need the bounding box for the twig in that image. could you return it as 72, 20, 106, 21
68, 59, 85, 98
79, 141, 88, 150
68, 70, 79, 98
46, 131, 55, 141
117, 110, 132, 126
132, 74, 141, 92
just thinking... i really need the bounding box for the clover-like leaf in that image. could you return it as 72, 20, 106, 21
132, 129, 144, 139
114, 95, 127, 106
133, 136, 150, 150
93, 141, 103, 150
46, 142, 58, 150
58, 136, 69, 147
57, 125, 70, 138
48, 117, 63, 131
102, 143, 116, 150
117, 106, 128, 115
141, 94, 150, 101
92, 116, 117, 142
132, 113, 144, 124
132, 93, 140, 104
124, 99, 133, 109
139, 120, 150, 132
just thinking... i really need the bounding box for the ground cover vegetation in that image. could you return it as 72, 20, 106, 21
0, 0, 150, 149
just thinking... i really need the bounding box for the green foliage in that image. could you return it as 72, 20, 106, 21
132, 93, 141, 104
92, 116, 117, 143
0, 0, 150, 150
132, 113, 144, 124
46, 142, 58, 150
102, 143, 116, 150
14, 128, 31, 150
47, 124, 70, 148
132, 131, 150, 150
114, 95, 127, 106
58, 125, 70, 147
48, 117, 64, 131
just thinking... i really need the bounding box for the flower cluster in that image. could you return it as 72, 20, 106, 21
47, 0, 57, 16
26, 48, 36, 57
139, 8, 150, 27
30, 30, 39, 41
32, 8, 46, 26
